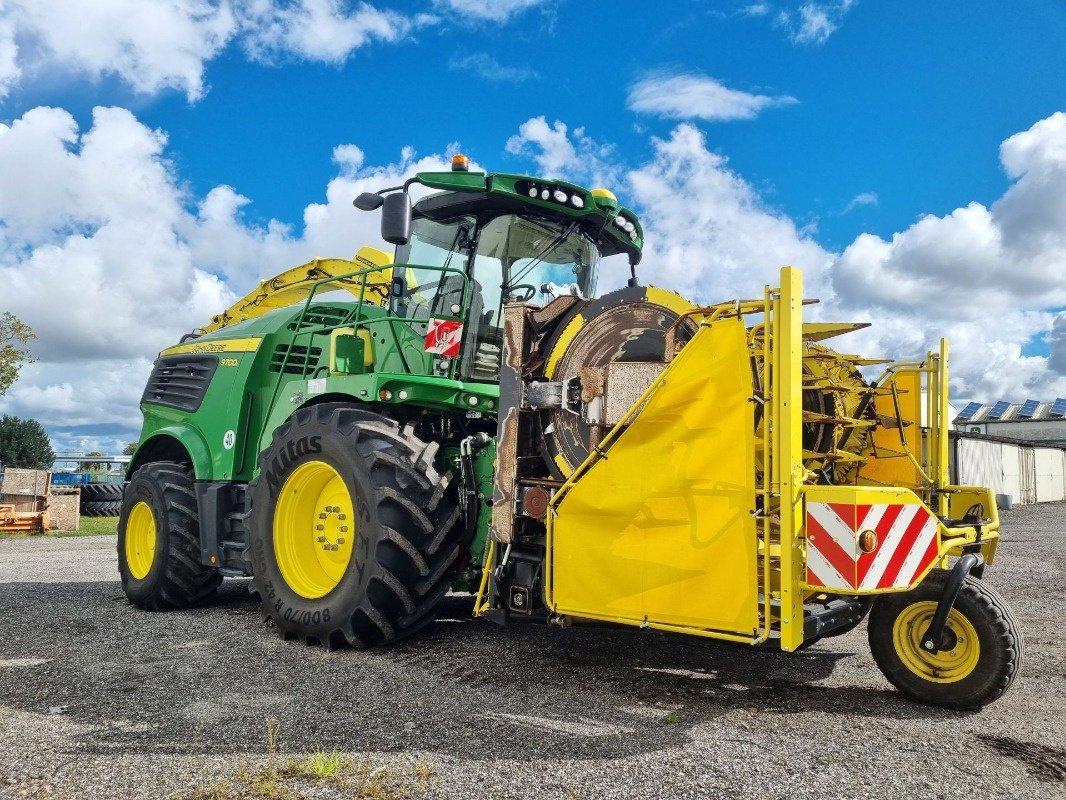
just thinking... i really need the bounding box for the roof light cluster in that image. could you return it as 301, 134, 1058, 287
516, 179, 584, 209
614, 214, 638, 240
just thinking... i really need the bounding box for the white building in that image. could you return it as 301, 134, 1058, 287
953, 399, 1066, 447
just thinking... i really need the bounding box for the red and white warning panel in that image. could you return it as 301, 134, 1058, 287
424, 318, 463, 357
804, 493, 940, 592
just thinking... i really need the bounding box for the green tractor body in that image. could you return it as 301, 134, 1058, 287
122, 163, 641, 636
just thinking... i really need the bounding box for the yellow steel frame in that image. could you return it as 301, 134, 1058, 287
507, 266, 1002, 652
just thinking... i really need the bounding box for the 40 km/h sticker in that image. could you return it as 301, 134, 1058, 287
223, 430, 236, 450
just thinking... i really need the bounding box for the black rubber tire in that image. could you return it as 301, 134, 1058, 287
82, 500, 122, 517
82, 483, 124, 503
868, 570, 1022, 710
118, 461, 222, 610
249, 403, 462, 648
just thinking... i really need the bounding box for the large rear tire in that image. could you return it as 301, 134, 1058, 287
118, 462, 223, 610
248, 404, 462, 647
868, 570, 1022, 709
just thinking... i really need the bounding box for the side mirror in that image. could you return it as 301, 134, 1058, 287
353, 192, 384, 210
381, 192, 412, 246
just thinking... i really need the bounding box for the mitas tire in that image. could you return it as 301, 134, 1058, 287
118, 462, 223, 610
248, 404, 463, 648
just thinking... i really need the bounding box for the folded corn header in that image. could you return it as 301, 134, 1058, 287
119, 156, 1021, 710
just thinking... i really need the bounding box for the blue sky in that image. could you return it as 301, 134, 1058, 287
0, 1, 1064, 452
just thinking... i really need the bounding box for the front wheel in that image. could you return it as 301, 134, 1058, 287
868, 570, 1022, 709
118, 462, 222, 610
248, 404, 462, 647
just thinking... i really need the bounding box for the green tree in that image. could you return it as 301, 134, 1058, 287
122, 442, 137, 456
0, 313, 36, 397
79, 450, 109, 472
0, 415, 55, 470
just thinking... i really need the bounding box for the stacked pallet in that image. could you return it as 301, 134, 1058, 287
0, 468, 51, 533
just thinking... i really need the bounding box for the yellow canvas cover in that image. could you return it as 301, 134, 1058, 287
547, 315, 759, 636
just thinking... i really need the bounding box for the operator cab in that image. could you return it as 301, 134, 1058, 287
393, 206, 604, 382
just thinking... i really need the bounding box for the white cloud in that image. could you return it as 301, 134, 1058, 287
761, 1, 855, 46
1, 0, 235, 101
0, 104, 455, 449
504, 117, 618, 186
627, 72, 797, 122
432, 0, 548, 22
238, 0, 422, 63
843, 191, 878, 213
448, 52, 537, 83
1048, 313, 1066, 377
0, 1, 435, 102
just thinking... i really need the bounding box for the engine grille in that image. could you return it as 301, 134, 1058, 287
268, 343, 323, 375
141, 355, 218, 412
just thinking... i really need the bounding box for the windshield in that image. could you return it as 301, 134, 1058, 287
393, 213, 602, 382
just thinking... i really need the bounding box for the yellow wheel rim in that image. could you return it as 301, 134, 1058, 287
892, 601, 981, 683
125, 501, 157, 580
273, 460, 356, 600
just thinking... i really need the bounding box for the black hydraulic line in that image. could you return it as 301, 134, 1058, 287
920, 553, 979, 653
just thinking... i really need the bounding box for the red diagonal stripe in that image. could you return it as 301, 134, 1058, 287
807, 511, 857, 588
901, 528, 941, 586
879, 507, 932, 588
828, 502, 856, 530
806, 563, 826, 588
856, 503, 905, 585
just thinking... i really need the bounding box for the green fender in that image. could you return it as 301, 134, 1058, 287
130, 425, 213, 480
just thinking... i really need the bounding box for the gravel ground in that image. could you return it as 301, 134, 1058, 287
1, 503, 1064, 800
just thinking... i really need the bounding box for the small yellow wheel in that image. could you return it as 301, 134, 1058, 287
868, 570, 1022, 709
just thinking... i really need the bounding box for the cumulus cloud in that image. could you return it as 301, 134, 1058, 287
1, 0, 235, 101
627, 71, 797, 122
504, 117, 618, 186
448, 52, 537, 83
0, 104, 454, 450
0, 1, 435, 102
238, 0, 424, 63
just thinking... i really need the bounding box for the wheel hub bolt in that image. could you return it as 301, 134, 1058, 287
319, 512, 328, 519
339, 525, 348, 533
316, 535, 326, 543
337, 537, 345, 545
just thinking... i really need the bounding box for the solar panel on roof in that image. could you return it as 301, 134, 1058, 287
1018, 399, 1040, 419
1051, 398, 1066, 418
987, 401, 1011, 420
957, 401, 982, 421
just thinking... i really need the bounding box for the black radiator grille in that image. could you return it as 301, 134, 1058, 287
269, 343, 323, 375
141, 355, 218, 412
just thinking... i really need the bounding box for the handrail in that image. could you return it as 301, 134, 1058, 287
261, 262, 472, 432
